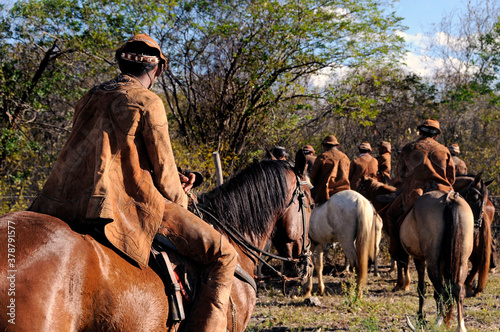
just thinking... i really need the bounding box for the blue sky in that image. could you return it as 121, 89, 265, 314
394, 0, 466, 76
395, 0, 461, 35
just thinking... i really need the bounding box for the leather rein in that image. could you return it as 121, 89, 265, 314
191, 173, 311, 286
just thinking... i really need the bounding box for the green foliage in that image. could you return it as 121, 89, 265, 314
159, 0, 406, 172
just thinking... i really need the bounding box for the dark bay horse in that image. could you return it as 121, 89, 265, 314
454, 173, 495, 296
0, 158, 313, 331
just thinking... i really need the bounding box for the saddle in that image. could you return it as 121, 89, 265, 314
150, 235, 257, 325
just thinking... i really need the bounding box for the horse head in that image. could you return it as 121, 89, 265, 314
272, 149, 314, 282
457, 173, 490, 227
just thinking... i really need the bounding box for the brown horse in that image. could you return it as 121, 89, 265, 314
454, 173, 495, 296
0, 158, 313, 331
400, 191, 473, 332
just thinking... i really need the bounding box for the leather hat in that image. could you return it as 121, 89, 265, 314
358, 142, 372, 151
448, 143, 460, 154
380, 141, 391, 152
322, 135, 339, 146
417, 119, 441, 135
302, 145, 315, 154
116, 33, 167, 64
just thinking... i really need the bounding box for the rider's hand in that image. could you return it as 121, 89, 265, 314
179, 171, 196, 193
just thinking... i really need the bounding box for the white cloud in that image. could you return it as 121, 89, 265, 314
309, 30, 472, 87
399, 30, 468, 78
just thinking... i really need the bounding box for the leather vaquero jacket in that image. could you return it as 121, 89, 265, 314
397, 137, 455, 208
30, 74, 187, 267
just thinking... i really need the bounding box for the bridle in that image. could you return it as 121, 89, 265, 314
191, 172, 312, 285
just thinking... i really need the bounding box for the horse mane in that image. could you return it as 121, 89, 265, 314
197, 160, 292, 242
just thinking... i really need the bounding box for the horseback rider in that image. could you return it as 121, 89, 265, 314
448, 143, 468, 176
349, 142, 379, 194
309, 135, 351, 205
28, 33, 237, 331
386, 119, 455, 265
377, 141, 392, 184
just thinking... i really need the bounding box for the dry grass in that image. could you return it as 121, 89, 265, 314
246, 242, 500, 331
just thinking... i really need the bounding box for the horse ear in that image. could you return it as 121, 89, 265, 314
472, 172, 483, 187
294, 149, 307, 176
484, 179, 494, 187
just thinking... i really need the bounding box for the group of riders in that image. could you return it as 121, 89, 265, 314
27, 33, 494, 331
298, 119, 463, 268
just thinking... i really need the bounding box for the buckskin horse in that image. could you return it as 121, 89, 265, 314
454, 173, 494, 297
303, 189, 382, 299
0, 156, 313, 332
400, 191, 473, 332
363, 177, 474, 331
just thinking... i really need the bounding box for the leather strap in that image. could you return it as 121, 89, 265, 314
151, 248, 186, 322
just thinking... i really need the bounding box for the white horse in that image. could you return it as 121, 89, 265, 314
304, 189, 382, 299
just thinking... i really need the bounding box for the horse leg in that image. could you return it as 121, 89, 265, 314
464, 257, 478, 297
452, 278, 467, 332
340, 239, 368, 297
414, 259, 427, 323
388, 259, 396, 273
475, 224, 492, 295
426, 260, 446, 329
316, 243, 325, 295
343, 255, 351, 274
303, 242, 317, 297
372, 252, 379, 277
394, 257, 410, 292
371, 213, 382, 277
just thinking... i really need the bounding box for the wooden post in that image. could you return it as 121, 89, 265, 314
212, 152, 223, 186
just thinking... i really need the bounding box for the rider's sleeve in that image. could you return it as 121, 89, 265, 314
446, 151, 456, 185
142, 98, 188, 208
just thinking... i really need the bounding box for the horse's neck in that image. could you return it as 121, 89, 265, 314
231, 235, 271, 280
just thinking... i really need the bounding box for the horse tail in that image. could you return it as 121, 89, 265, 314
354, 195, 372, 296
442, 192, 465, 284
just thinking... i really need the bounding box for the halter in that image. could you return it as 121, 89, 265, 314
191, 172, 312, 287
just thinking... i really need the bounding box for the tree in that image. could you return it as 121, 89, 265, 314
156, 0, 406, 174
423, 0, 500, 194
1, 0, 406, 210
0, 0, 175, 211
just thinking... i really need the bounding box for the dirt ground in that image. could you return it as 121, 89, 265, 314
246, 243, 500, 331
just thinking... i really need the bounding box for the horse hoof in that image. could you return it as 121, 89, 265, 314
392, 284, 405, 292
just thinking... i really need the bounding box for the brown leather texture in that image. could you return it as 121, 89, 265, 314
452, 156, 468, 176
309, 148, 351, 204
377, 152, 392, 183
349, 153, 378, 192
397, 137, 455, 208
29, 74, 187, 267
